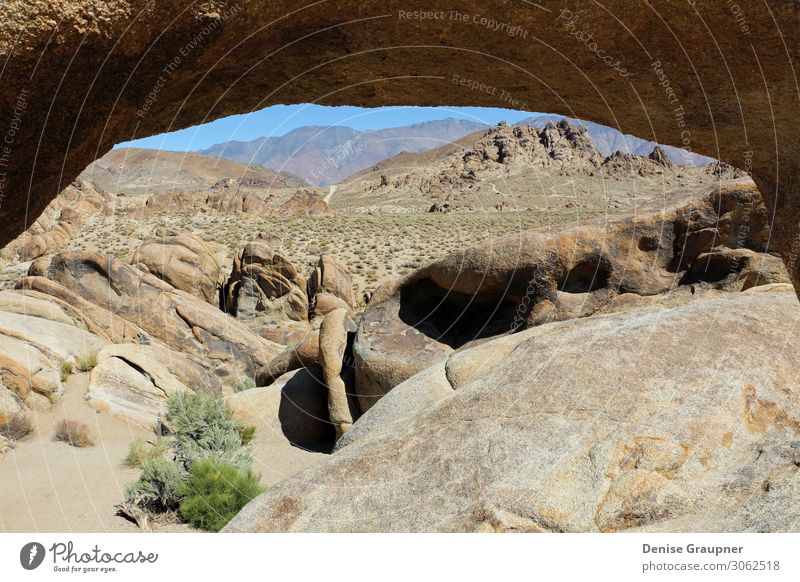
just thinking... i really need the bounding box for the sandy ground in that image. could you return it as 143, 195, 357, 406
0, 372, 157, 532
0, 371, 328, 533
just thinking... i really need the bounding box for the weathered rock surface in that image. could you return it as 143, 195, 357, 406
131, 228, 228, 305
307, 255, 355, 316
87, 343, 219, 425
230, 366, 334, 448
255, 330, 319, 387
318, 308, 357, 439
227, 285, 800, 532
354, 180, 787, 409
0, 307, 106, 406
32, 251, 281, 381
225, 239, 308, 327
14, 278, 144, 343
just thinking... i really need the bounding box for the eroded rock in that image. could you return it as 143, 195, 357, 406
227, 285, 800, 532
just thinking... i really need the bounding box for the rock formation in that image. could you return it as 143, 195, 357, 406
318, 308, 357, 439
225, 239, 309, 328
132, 228, 228, 305
227, 284, 800, 532
353, 180, 786, 411
23, 251, 281, 380
307, 255, 355, 319
0, 180, 112, 262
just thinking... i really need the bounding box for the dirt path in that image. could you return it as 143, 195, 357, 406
323, 184, 337, 204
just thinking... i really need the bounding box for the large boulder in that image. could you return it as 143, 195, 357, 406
230, 366, 334, 448
131, 228, 228, 305
353, 180, 786, 411
0, 308, 106, 406
225, 240, 308, 327
227, 284, 800, 532
27, 251, 281, 381
87, 343, 219, 425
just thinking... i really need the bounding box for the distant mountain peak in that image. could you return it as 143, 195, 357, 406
197, 119, 490, 185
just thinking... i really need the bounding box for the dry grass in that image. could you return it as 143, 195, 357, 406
123, 437, 169, 468
75, 352, 98, 372
0, 411, 33, 441
54, 419, 94, 448
61, 360, 73, 382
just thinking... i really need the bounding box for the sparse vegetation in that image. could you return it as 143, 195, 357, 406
75, 351, 98, 372
166, 391, 251, 470
239, 424, 256, 445
54, 419, 94, 447
232, 377, 256, 393
60, 360, 73, 382
124, 437, 169, 468
0, 411, 33, 441
122, 392, 260, 531
178, 458, 264, 532
124, 458, 187, 514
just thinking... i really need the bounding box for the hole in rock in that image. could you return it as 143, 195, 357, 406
558, 258, 612, 293
398, 278, 524, 349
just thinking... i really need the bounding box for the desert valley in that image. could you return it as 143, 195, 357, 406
2, 110, 798, 534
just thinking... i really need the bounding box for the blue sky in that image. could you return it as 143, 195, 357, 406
117, 105, 534, 151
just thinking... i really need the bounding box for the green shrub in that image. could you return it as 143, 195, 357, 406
123, 437, 169, 469
165, 392, 250, 470
239, 424, 256, 445
232, 377, 256, 393
178, 458, 264, 532
124, 458, 187, 514
76, 352, 98, 372
0, 411, 33, 441
60, 360, 73, 382
54, 419, 94, 447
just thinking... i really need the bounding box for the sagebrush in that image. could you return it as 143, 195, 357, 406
166, 392, 251, 470
124, 458, 187, 514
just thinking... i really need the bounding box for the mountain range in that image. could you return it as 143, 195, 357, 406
197, 115, 712, 187
518, 114, 713, 166
197, 119, 489, 186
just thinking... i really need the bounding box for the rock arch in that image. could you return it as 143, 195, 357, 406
1, 1, 798, 289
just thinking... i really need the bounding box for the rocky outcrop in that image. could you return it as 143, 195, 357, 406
28, 251, 281, 381
230, 366, 334, 448
225, 239, 309, 327
353, 180, 786, 410
87, 343, 219, 425
307, 255, 355, 318
364, 121, 605, 206
318, 308, 357, 439
0, 180, 112, 262
280, 190, 333, 216
227, 284, 800, 532
132, 228, 228, 305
